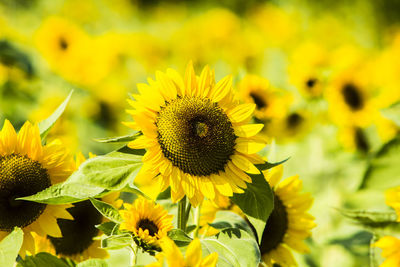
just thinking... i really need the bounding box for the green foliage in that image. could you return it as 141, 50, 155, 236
89, 197, 123, 223
338, 209, 400, 237
255, 158, 289, 171
76, 259, 108, 267
67, 145, 144, 190
230, 172, 274, 244
167, 229, 192, 247
0, 227, 23, 267
0, 40, 33, 77
200, 229, 260, 267
208, 210, 256, 238
94, 133, 140, 143
101, 233, 133, 250
38, 90, 73, 141
16, 182, 105, 204
17, 252, 74, 267
360, 136, 400, 190
381, 102, 400, 127
96, 221, 119, 236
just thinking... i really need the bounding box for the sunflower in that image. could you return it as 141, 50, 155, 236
374, 236, 400, 267
120, 197, 173, 250
260, 165, 316, 267
0, 120, 74, 257
33, 153, 122, 262
146, 237, 218, 267
385, 186, 400, 221
126, 62, 266, 206
238, 74, 289, 121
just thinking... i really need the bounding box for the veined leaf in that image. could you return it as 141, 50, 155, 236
67, 146, 144, 190
89, 197, 122, 223
101, 233, 133, 250
230, 172, 274, 244
39, 90, 73, 141
16, 182, 105, 204
96, 222, 119, 236
200, 229, 260, 267
0, 227, 23, 267
167, 229, 192, 247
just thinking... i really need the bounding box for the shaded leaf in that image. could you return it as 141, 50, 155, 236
96, 222, 119, 236
255, 158, 289, 171
17, 252, 74, 267
101, 234, 133, 250
230, 172, 274, 244
209, 210, 255, 238
167, 229, 192, 247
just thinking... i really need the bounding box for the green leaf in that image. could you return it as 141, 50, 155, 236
122, 184, 151, 199
230, 172, 274, 244
38, 90, 73, 140
200, 229, 260, 267
255, 158, 289, 171
359, 136, 400, 190
338, 209, 400, 237
17, 252, 74, 267
167, 229, 192, 247
0, 227, 23, 267
16, 182, 105, 204
209, 210, 255, 238
89, 197, 122, 223
94, 132, 140, 143
67, 146, 144, 190
381, 102, 400, 127
76, 259, 108, 267
101, 233, 133, 250
96, 221, 119, 236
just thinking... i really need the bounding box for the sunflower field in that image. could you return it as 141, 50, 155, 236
1, 0, 400, 266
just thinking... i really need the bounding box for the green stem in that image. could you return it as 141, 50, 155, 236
130, 244, 138, 267
184, 202, 192, 226
178, 197, 187, 232
193, 204, 201, 238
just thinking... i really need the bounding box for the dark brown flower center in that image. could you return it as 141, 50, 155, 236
306, 78, 317, 89
342, 83, 364, 111
59, 37, 68, 50
0, 154, 50, 231
354, 128, 369, 153
156, 96, 237, 176
137, 218, 159, 236
250, 92, 267, 109
286, 112, 303, 129
48, 200, 103, 256
260, 194, 288, 254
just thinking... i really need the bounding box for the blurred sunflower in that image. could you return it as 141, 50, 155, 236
0, 120, 73, 257
337, 125, 370, 153
385, 186, 400, 221
374, 236, 400, 267
267, 109, 312, 142
33, 153, 121, 262
120, 197, 173, 251
146, 237, 218, 267
260, 165, 315, 267
126, 62, 265, 206
238, 74, 288, 121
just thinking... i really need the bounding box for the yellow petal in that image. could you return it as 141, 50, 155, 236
231, 154, 260, 174
235, 138, 266, 154
1, 119, 17, 154
185, 239, 202, 266
234, 124, 264, 137
227, 104, 256, 124
184, 61, 197, 96
210, 75, 232, 103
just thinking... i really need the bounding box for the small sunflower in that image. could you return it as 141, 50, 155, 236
260, 165, 316, 267
238, 74, 289, 121
385, 186, 400, 221
126, 62, 266, 206
0, 120, 74, 257
374, 236, 400, 267
146, 237, 218, 267
34, 153, 122, 262
120, 197, 173, 250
